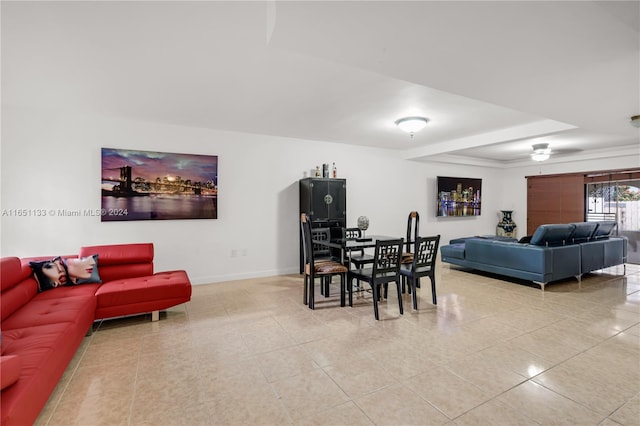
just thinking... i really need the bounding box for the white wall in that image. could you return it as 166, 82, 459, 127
1, 105, 636, 283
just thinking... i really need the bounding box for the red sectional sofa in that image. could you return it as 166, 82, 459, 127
0, 243, 192, 426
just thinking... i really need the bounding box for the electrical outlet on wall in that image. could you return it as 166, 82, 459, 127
231, 249, 238, 258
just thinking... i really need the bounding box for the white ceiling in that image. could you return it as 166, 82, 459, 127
2, 1, 639, 167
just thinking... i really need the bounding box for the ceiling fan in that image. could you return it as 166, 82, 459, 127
530, 143, 582, 161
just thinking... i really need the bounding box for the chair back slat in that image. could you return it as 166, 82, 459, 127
406, 211, 420, 252
301, 217, 331, 265
300, 213, 313, 267
373, 238, 403, 276
343, 227, 361, 240
413, 235, 440, 270
312, 227, 332, 257
343, 227, 366, 257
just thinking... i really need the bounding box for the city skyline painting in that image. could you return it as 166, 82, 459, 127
101, 148, 218, 221
437, 176, 482, 217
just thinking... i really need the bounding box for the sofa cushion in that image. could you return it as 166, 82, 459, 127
529, 224, 576, 246
1, 257, 28, 292
34, 283, 100, 300
1, 258, 39, 322
1, 355, 21, 390
64, 254, 102, 284
94, 270, 192, 319
603, 237, 626, 267
440, 243, 465, 260
569, 222, 599, 243
1, 294, 96, 330
449, 237, 470, 245
518, 235, 532, 244
28, 257, 69, 291
593, 221, 617, 239
80, 243, 153, 282
0, 322, 91, 426
449, 236, 517, 245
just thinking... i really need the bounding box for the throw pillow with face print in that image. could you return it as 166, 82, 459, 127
63, 254, 101, 284
29, 257, 69, 292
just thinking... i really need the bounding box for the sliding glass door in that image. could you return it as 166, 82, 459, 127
586, 179, 640, 264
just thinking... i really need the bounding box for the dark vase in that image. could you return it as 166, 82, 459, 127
496, 210, 517, 238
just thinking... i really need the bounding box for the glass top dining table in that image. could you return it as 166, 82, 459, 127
312, 235, 406, 265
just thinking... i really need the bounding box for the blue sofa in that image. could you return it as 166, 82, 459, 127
440, 221, 627, 290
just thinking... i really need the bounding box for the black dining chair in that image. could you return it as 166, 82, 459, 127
399, 235, 440, 310
300, 213, 348, 309
402, 211, 420, 264
313, 227, 340, 296
347, 238, 404, 320
343, 227, 374, 269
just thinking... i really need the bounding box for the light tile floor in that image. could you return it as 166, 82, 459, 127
35, 261, 640, 425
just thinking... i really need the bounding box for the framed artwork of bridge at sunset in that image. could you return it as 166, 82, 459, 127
101, 148, 218, 221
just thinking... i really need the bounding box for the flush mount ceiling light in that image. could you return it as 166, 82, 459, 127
531, 143, 551, 162
631, 115, 640, 128
395, 116, 429, 137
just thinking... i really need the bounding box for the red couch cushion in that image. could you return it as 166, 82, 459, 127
1, 293, 96, 331
79, 243, 154, 282
34, 283, 101, 300
1, 258, 38, 322
80, 243, 153, 265
95, 270, 191, 319
1, 257, 28, 292
0, 322, 89, 426
0, 355, 21, 390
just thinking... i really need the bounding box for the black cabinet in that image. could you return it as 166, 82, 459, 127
300, 178, 346, 227
299, 178, 346, 272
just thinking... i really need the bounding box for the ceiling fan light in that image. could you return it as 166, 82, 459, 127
531, 152, 550, 162
395, 116, 429, 134
631, 115, 640, 128
531, 142, 551, 161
